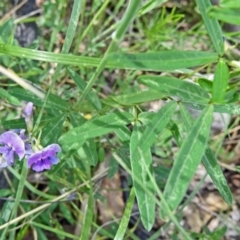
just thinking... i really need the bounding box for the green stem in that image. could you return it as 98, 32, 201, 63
77, 0, 142, 104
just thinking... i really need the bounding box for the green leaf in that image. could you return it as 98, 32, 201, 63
79, 190, 94, 240
138, 101, 177, 151
129, 101, 176, 230
0, 19, 14, 44
183, 101, 240, 115
82, 139, 98, 166
0, 88, 20, 105
220, 0, 240, 8
160, 105, 214, 220
69, 112, 98, 166
167, 120, 182, 146
208, 7, 240, 25
59, 112, 134, 150
196, 0, 224, 55
107, 156, 119, 178
212, 59, 229, 103
114, 126, 131, 142
2, 118, 26, 129
209, 226, 227, 239
114, 188, 135, 240
41, 114, 66, 146
8, 88, 69, 111
197, 78, 213, 92
180, 104, 232, 205
111, 89, 166, 106
108, 51, 218, 71
0, 44, 218, 72
130, 122, 155, 231
138, 76, 210, 103
67, 68, 102, 110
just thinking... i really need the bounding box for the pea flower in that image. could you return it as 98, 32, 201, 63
24, 102, 33, 132
27, 144, 61, 172
0, 131, 25, 168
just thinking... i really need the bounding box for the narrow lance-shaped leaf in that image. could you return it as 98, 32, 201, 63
160, 105, 214, 220
220, 0, 240, 8
79, 190, 94, 240
111, 89, 166, 106
0, 88, 20, 106
130, 122, 155, 231
8, 88, 69, 111
196, 0, 224, 55
129, 101, 176, 230
180, 104, 232, 205
67, 68, 102, 110
41, 114, 66, 146
59, 112, 134, 149
70, 112, 98, 166
208, 7, 240, 25
114, 188, 135, 240
212, 59, 229, 104
138, 101, 177, 151
183, 101, 240, 115
138, 76, 210, 104
0, 44, 218, 72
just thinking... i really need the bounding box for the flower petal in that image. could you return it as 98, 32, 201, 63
46, 144, 61, 153
4, 150, 15, 166
24, 102, 33, 119
27, 152, 42, 167
0, 158, 9, 168
0, 131, 25, 160
0, 146, 9, 154
32, 159, 51, 172
49, 156, 59, 165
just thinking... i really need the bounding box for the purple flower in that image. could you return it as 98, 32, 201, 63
24, 102, 33, 132
27, 144, 61, 172
0, 131, 25, 168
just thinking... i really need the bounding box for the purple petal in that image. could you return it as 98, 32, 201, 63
0, 159, 9, 168
19, 130, 26, 140
42, 148, 55, 159
27, 152, 42, 167
0, 146, 9, 154
32, 159, 51, 172
49, 156, 59, 165
24, 102, 33, 118
4, 150, 15, 165
46, 144, 61, 153
0, 131, 25, 160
